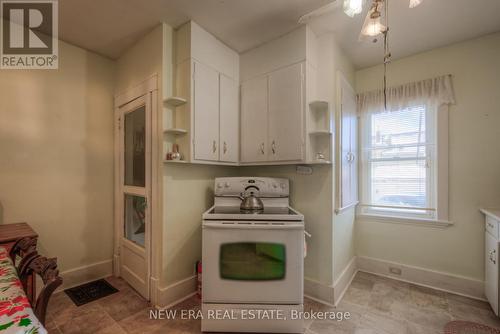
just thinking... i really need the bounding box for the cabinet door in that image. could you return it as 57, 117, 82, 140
340, 97, 352, 206
241, 76, 268, 163
219, 74, 239, 163
268, 63, 304, 162
485, 231, 499, 315
339, 75, 358, 209
193, 61, 220, 161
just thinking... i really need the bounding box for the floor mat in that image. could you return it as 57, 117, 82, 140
64, 279, 119, 306
445, 321, 500, 334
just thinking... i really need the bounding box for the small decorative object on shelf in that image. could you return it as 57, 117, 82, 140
166, 144, 182, 161
315, 152, 326, 162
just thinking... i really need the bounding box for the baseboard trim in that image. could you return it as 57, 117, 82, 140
357, 256, 485, 301
303, 293, 335, 308
156, 275, 197, 307
304, 277, 334, 305
57, 259, 113, 291
161, 292, 198, 310
333, 256, 358, 306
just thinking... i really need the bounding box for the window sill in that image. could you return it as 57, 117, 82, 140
356, 214, 454, 229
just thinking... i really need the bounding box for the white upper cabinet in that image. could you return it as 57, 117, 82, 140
241, 76, 268, 163
239, 25, 322, 165
170, 22, 328, 166
240, 62, 304, 164
219, 74, 239, 163
170, 21, 239, 165
193, 61, 220, 161
268, 63, 304, 162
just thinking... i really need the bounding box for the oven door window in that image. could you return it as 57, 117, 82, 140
220, 242, 286, 280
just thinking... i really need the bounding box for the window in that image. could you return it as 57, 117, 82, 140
359, 105, 437, 220
357, 75, 454, 223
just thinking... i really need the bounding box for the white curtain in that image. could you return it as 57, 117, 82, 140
357, 74, 455, 114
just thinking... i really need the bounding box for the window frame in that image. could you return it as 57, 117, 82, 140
357, 104, 451, 226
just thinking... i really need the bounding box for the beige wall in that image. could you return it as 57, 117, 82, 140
355, 32, 500, 280
115, 25, 164, 95
163, 165, 238, 284
0, 40, 115, 276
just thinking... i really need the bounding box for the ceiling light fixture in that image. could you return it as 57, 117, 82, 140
343, 0, 363, 17
409, 0, 423, 8
359, 2, 385, 37
344, 0, 422, 109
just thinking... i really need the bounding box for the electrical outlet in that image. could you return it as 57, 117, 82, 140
389, 267, 402, 275
296, 166, 313, 175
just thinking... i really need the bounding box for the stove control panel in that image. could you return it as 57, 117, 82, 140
214, 177, 289, 198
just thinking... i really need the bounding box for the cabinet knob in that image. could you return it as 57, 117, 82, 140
223, 141, 227, 154
271, 140, 276, 155
260, 143, 265, 155
212, 140, 217, 153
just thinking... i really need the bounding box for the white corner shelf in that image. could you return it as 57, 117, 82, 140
308, 160, 332, 165
309, 130, 332, 136
309, 100, 329, 110
164, 128, 188, 135
163, 160, 188, 164
164, 97, 187, 107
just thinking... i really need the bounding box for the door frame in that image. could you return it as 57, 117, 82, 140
113, 75, 158, 301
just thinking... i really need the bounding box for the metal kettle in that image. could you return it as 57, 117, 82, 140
239, 186, 264, 211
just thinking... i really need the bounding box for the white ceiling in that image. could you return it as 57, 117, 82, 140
58, 0, 500, 69
308, 0, 500, 68
58, 0, 331, 59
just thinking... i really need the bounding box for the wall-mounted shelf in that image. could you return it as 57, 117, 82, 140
309, 100, 329, 111
309, 130, 332, 136
164, 97, 187, 107
164, 128, 188, 135
307, 99, 332, 163
163, 160, 188, 164
308, 160, 332, 165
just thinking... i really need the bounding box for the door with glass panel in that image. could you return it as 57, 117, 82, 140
117, 95, 151, 299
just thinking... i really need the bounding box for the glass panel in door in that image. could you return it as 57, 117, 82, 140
124, 194, 146, 247
124, 106, 146, 187
219, 242, 286, 280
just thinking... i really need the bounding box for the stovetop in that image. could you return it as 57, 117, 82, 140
203, 206, 304, 221
208, 207, 296, 215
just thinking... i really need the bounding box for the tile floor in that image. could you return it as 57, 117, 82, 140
46, 272, 500, 334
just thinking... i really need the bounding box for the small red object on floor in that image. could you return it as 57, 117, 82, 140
444, 320, 500, 334
196, 261, 202, 299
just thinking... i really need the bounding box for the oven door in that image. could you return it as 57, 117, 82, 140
202, 221, 304, 304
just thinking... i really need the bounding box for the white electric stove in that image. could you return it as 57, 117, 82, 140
202, 177, 305, 333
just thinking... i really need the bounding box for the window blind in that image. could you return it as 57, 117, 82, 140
360, 105, 436, 218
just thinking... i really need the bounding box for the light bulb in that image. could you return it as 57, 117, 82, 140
343, 0, 363, 17
360, 9, 386, 37
409, 0, 422, 8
